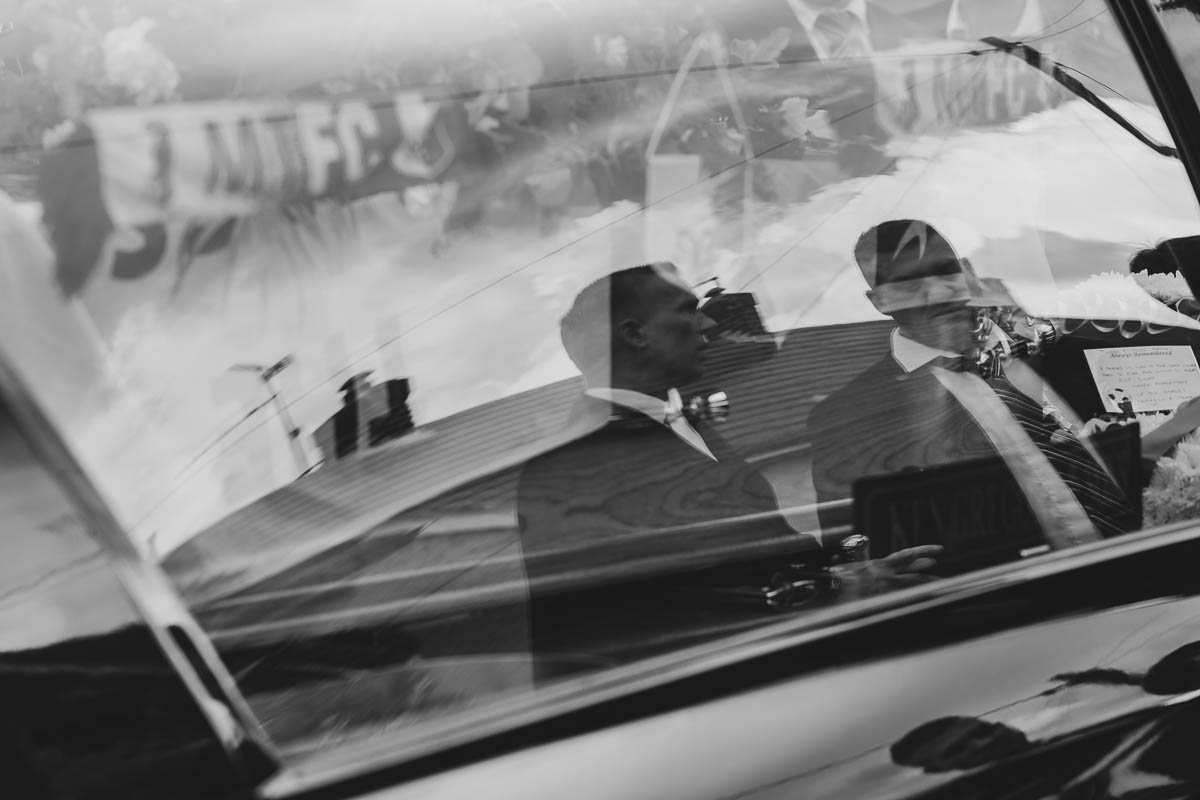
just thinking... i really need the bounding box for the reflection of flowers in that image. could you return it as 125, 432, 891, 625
1130, 269, 1200, 325
728, 28, 790, 69
594, 35, 629, 71
102, 18, 180, 106
779, 97, 831, 140
40, 119, 76, 151
24, 7, 180, 120
1131, 268, 1192, 305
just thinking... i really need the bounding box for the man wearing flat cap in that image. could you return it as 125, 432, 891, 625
809, 219, 1140, 556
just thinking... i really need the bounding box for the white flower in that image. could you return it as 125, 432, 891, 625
1131, 269, 1192, 304
41, 119, 77, 151
729, 38, 757, 64
102, 18, 180, 105
594, 35, 628, 70
780, 97, 830, 139
780, 97, 811, 136
1145, 430, 1200, 526
1039, 271, 1199, 332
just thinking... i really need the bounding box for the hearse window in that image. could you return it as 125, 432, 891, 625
1154, 0, 1200, 114
7, 0, 1200, 785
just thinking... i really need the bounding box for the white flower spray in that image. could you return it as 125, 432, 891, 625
102, 18, 180, 106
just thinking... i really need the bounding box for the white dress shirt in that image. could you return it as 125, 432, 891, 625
892, 327, 1056, 416
891, 326, 965, 374
585, 386, 717, 461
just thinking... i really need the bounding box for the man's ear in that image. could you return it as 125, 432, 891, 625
865, 289, 887, 314
616, 318, 645, 348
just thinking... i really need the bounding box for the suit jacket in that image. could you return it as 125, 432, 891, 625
516, 395, 818, 674
808, 352, 1138, 563
810, 353, 1000, 534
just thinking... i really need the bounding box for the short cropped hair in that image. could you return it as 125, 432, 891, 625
560, 264, 675, 374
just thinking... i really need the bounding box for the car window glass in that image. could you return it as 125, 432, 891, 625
1152, 0, 1200, 112
6, 0, 1200, 781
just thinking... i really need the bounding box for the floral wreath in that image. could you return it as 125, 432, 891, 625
1123, 268, 1200, 527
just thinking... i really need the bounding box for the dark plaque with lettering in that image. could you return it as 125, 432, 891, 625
852, 424, 1141, 576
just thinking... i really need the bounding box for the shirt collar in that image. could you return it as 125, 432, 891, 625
891, 326, 1012, 373
892, 328, 955, 373
787, 0, 868, 35
585, 386, 680, 423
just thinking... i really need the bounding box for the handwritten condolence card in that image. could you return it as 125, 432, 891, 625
1084, 346, 1200, 414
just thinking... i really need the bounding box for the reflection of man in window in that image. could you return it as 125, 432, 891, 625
809, 219, 1139, 551
705, 0, 954, 174
517, 262, 938, 673
516, 263, 813, 669
708, 0, 955, 58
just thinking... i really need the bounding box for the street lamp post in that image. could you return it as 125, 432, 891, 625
230, 355, 308, 475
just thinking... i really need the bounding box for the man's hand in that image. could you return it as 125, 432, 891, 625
833, 545, 944, 599
879, 544, 943, 575
1142, 394, 1200, 462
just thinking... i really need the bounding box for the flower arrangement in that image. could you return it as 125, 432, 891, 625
0, 2, 187, 197
1113, 270, 1200, 526
1029, 270, 1198, 333
24, 4, 180, 119
99, 17, 179, 106
1130, 268, 1192, 305
1036, 268, 1200, 527
1145, 428, 1200, 527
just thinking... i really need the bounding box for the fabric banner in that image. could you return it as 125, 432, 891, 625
90, 92, 449, 226
40, 91, 452, 297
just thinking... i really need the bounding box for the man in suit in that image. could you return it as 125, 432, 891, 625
708, 0, 956, 60
517, 262, 939, 674
809, 220, 1140, 561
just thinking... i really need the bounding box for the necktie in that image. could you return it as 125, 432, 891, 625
985, 374, 1135, 538
812, 9, 869, 61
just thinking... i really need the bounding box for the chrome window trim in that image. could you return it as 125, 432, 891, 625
1111, 0, 1200, 202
